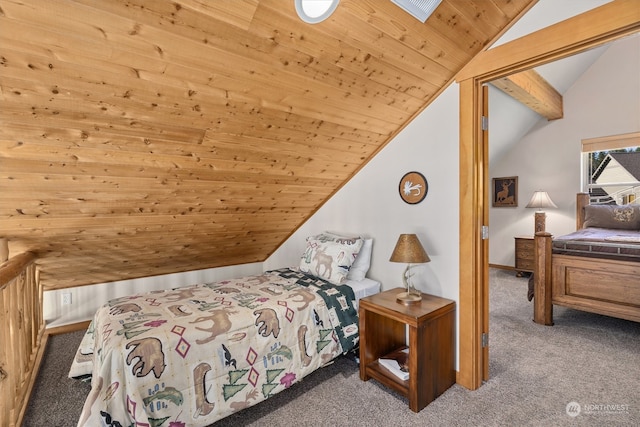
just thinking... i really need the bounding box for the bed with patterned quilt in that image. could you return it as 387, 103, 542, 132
69, 233, 378, 426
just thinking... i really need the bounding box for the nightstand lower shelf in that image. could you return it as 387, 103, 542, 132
366, 358, 410, 394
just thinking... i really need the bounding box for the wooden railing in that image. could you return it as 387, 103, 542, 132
0, 250, 44, 427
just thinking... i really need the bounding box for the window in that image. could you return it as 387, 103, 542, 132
294, 0, 339, 24
582, 132, 640, 205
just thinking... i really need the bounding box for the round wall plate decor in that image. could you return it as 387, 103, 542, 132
399, 171, 428, 204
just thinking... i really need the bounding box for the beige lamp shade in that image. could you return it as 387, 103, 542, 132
525, 191, 557, 211
526, 191, 557, 233
389, 234, 430, 264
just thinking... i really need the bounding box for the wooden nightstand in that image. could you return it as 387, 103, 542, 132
359, 288, 455, 412
514, 236, 534, 276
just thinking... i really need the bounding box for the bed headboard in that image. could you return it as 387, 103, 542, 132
576, 192, 590, 230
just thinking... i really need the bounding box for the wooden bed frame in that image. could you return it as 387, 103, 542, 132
533, 193, 640, 325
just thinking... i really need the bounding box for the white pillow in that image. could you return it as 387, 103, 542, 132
299, 233, 363, 285
347, 238, 372, 281
319, 232, 373, 281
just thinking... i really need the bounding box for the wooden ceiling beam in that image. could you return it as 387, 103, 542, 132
490, 69, 563, 120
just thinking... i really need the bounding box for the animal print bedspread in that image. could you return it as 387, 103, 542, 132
69, 268, 359, 427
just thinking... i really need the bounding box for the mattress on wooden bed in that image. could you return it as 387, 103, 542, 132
552, 227, 640, 262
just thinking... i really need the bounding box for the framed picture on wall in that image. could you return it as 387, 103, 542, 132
399, 171, 428, 204
492, 176, 518, 207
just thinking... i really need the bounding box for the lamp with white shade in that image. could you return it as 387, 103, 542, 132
525, 190, 557, 233
389, 234, 430, 304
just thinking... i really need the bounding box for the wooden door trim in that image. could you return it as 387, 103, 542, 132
457, 0, 640, 82
457, 78, 483, 389
457, 0, 640, 390
481, 85, 490, 382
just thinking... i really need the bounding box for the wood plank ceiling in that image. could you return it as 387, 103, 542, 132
0, 0, 535, 290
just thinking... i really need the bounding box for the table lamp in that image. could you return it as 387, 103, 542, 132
389, 234, 430, 304
526, 190, 557, 233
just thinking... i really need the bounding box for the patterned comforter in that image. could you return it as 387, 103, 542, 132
70, 268, 359, 426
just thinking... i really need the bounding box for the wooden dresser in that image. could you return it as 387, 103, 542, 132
514, 236, 534, 276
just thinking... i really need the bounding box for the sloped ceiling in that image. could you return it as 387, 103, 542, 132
486, 0, 612, 164
0, 0, 535, 290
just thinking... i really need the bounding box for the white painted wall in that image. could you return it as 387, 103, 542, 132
489, 34, 640, 266
265, 85, 460, 304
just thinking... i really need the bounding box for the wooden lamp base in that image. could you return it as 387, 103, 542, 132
534, 211, 546, 233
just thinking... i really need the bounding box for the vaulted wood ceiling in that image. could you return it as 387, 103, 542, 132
0, 0, 535, 290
